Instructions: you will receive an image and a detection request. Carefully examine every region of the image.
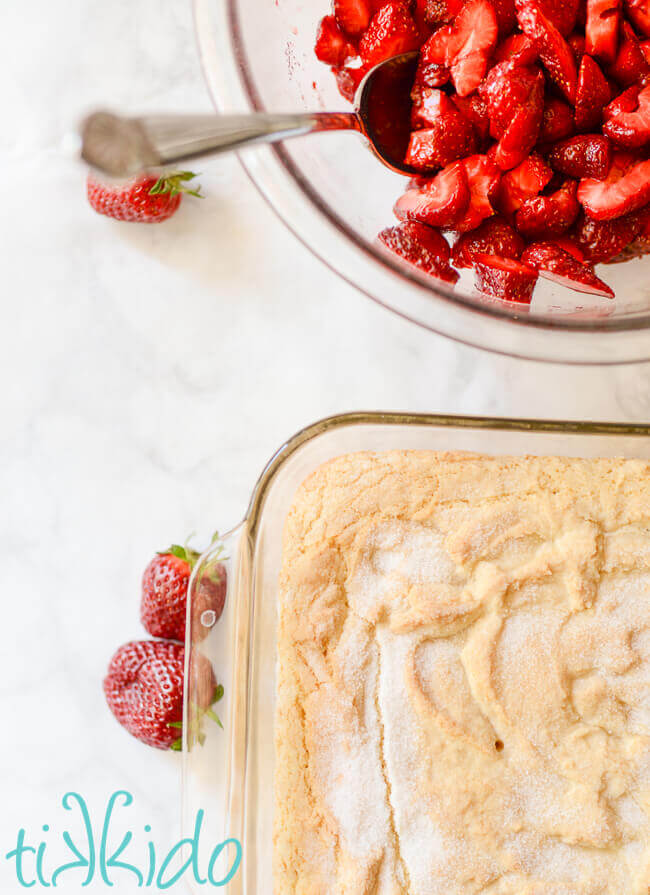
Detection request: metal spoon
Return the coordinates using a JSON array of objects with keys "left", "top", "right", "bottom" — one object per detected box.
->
[{"left": 79, "top": 52, "right": 419, "bottom": 179}]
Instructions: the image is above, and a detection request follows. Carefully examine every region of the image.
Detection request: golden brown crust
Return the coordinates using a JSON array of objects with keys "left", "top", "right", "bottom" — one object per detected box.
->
[{"left": 274, "top": 451, "right": 650, "bottom": 895}]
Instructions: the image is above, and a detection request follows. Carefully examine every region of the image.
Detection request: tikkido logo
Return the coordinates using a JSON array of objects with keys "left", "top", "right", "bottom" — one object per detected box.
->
[{"left": 5, "top": 791, "right": 242, "bottom": 889}]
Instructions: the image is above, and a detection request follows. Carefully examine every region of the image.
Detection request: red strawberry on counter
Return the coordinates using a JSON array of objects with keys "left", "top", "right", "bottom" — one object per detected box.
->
[
  {"left": 104, "top": 641, "right": 222, "bottom": 750},
  {"left": 141, "top": 538, "right": 227, "bottom": 643},
  {"left": 87, "top": 171, "right": 201, "bottom": 223}
]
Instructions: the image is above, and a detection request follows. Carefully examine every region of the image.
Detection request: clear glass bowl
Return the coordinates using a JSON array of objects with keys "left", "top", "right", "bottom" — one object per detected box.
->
[
  {"left": 182, "top": 412, "right": 650, "bottom": 894},
  {"left": 193, "top": 0, "right": 650, "bottom": 364}
]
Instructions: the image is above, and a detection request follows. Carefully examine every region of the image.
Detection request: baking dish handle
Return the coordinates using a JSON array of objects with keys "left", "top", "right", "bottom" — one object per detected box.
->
[{"left": 182, "top": 523, "right": 250, "bottom": 894}]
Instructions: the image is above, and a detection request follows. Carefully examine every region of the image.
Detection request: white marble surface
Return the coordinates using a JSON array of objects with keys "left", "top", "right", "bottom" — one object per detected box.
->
[{"left": 2, "top": 1, "right": 650, "bottom": 892}]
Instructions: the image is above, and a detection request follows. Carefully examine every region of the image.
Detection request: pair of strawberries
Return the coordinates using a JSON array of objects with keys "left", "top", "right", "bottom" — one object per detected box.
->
[
  {"left": 317, "top": 0, "right": 650, "bottom": 301},
  {"left": 103, "top": 542, "right": 226, "bottom": 750}
]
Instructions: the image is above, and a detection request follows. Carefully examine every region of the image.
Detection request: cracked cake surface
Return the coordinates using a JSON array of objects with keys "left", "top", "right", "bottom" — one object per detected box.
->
[{"left": 273, "top": 451, "right": 650, "bottom": 894}]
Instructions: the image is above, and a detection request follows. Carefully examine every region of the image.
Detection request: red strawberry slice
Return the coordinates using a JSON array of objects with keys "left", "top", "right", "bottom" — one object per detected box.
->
[
  {"left": 420, "top": 0, "right": 499, "bottom": 96},
  {"left": 490, "top": 0, "right": 518, "bottom": 35},
  {"left": 554, "top": 236, "right": 587, "bottom": 260},
  {"left": 480, "top": 61, "right": 544, "bottom": 140},
  {"left": 473, "top": 253, "right": 538, "bottom": 301},
  {"left": 452, "top": 92, "right": 491, "bottom": 140},
  {"left": 515, "top": 0, "right": 578, "bottom": 101},
  {"left": 609, "top": 22, "right": 650, "bottom": 86},
  {"left": 586, "top": 0, "right": 621, "bottom": 65},
  {"left": 603, "top": 84, "right": 650, "bottom": 147},
  {"left": 408, "top": 89, "right": 478, "bottom": 168},
  {"left": 539, "top": 96, "right": 576, "bottom": 142},
  {"left": 578, "top": 154, "right": 650, "bottom": 218},
  {"left": 315, "top": 16, "right": 358, "bottom": 66},
  {"left": 568, "top": 32, "right": 587, "bottom": 61},
  {"left": 515, "top": 178, "right": 580, "bottom": 236},
  {"left": 575, "top": 55, "right": 612, "bottom": 131},
  {"left": 521, "top": 241, "right": 615, "bottom": 295},
  {"left": 394, "top": 160, "right": 471, "bottom": 225},
  {"left": 497, "top": 153, "right": 554, "bottom": 215},
  {"left": 626, "top": 0, "right": 650, "bottom": 37},
  {"left": 452, "top": 215, "right": 525, "bottom": 265},
  {"left": 494, "top": 33, "right": 539, "bottom": 63},
  {"left": 335, "top": 0, "right": 372, "bottom": 35},
  {"left": 538, "top": 0, "right": 580, "bottom": 35},
  {"left": 453, "top": 154, "right": 502, "bottom": 231},
  {"left": 573, "top": 209, "right": 645, "bottom": 260},
  {"left": 378, "top": 220, "right": 459, "bottom": 282},
  {"left": 334, "top": 63, "right": 369, "bottom": 102},
  {"left": 420, "top": 0, "right": 465, "bottom": 24},
  {"left": 548, "top": 134, "right": 612, "bottom": 179},
  {"left": 359, "top": 2, "right": 421, "bottom": 67}
]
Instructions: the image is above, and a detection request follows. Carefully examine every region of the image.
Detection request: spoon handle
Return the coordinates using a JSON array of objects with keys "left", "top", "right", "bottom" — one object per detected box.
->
[{"left": 80, "top": 110, "right": 360, "bottom": 178}]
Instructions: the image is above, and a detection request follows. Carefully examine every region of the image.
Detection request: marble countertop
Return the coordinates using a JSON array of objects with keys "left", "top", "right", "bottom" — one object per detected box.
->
[{"left": 2, "top": 1, "right": 650, "bottom": 891}]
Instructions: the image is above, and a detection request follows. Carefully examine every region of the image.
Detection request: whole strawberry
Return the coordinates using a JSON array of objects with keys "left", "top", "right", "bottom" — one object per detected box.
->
[
  {"left": 141, "top": 540, "right": 227, "bottom": 643},
  {"left": 103, "top": 640, "right": 187, "bottom": 750},
  {"left": 87, "top": 170, "right": 201, "bottom": 223}
]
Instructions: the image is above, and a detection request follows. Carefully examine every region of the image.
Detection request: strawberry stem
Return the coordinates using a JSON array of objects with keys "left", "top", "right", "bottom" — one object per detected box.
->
[{"left": 149, "top": 171, "right": 203, "bottom": 199}]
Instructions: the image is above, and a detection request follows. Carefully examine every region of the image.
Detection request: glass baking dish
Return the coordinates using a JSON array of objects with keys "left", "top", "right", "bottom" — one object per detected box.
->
[{"left": 181, "top": 412, "right": 650, "bottom": 893}]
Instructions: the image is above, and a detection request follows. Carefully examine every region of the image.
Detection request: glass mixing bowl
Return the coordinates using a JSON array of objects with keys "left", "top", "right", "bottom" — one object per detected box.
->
[{"left": 192, "top": 0, "right": 650, "bottom": 363}]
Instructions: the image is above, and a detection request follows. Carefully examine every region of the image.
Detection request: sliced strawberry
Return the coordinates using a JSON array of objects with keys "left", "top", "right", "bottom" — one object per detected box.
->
[
  {"left": 453, "top": 154, "right": 502, "bottom": 231},
  {"left": 626, "top": 0, "right": 650, "bottom": 37},
  {"left": 473, "top": 253, "right": 538, "bottom": 301},
  {"left": 549, "top": 134, "right": 612, "bottom": 179},
  {"left": 315, "top": 16, "right": 357, "bottom": 66},
  {"left": 515, "top": 0, "right": 578, "bottom": 101},
  {"left": 494, "top": 33, "right": 539, "bottom": 64},
  {"left": 451, "top": 92, "right": 491, "bottom": 141},
  {"left": 568, "top": 32, "right": 586, "bottom": 61},
  {"left": 578, "top": 154, "right": 650, "bottom": 218},
  {"left": 490, "top": 0, "right": 518, "bottom": 35},
  {"left": 539, "top": 96, "right": 576, "bottom": 142},
  {"left": 643, "top": 40, "right": 650, "bottom": 63},
  {"left": 359, "top": 2, "right": 421, "bottom": 68},
  {"left": 585, "top": 0, "right": 621, "bottom": 65},
  {"left": 335, "top": 0, "right": 372, "bottom": 36},
  {"left": 407, "top": 90, "right": 477, "bottom": 167},
  {"left": 480, "top": 61, "right": 544, "bottom": 139},
  {"left": 420, "top": 0, "right": 465, "bottom": 24},
  {"left": 575, "top": 55, "right": 612, "bottom": 131},
  {"left": 521, "top": 241, "right": 615, "bottom": 295},
  {"left": 497, "top": 153, "right": 554, "bottom": 215},
  {"left": 538, "top": 0, "right": 580, "bottom": 35},
  {"left": 378, "top": 221, "right": 459, "bottom": 282},
  {"left": 420, "top": 0, "right": 499, "bottom": 96},
  {"left": 609, "top": 22, "right": 650, "bottom": 86},
  {"left": 573, "top": 209, "right": 645, "bottom": 260},
  {"left": 554, "top": 235, "right": 587, "bottom": 259},
  {"left": 603, "top": 83, "right": 650, "bottom": 147},
  {"left": 333, "top": 63, "right": 369, "bottom": 102},
  {"left": 394, "top": 160, "right": 471, "bottom": 225},
  {"left": 452, "top": 216, "right": 525, "bottom": 265},
  {"left": 515, "top": 178, "right": 580, "bottom": 236}
]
